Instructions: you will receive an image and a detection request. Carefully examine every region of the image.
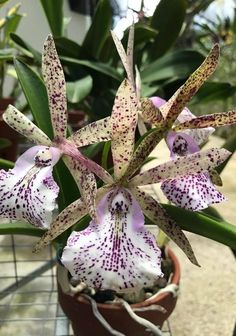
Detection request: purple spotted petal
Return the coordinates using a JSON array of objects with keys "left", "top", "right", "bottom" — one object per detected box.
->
[
  {"left": 174, "top": 107, "right": 214, "bottom": 145},
  {"left": 166, "top": 131, "right": 199, "bottom": 158},
  {"left": 111, "top": 79, "right": 138, "bottom": 180},
  {"left": 61, "top": 188, "right": 163, "bottom": 292},
  {"left": 161, "top": 172, "right": 226, "bottom": 211},
  {"left": 0, "top": 146, "right": 61, "bottom": 228},
  {"left": 69, "top": 117, "right": 111, "bottom": 147},
  {"left": 42, "top": 35, "right": 67, "bottom": 139},
  {"left": 3, "top": 105, "right": 51, "bottom": 146}
]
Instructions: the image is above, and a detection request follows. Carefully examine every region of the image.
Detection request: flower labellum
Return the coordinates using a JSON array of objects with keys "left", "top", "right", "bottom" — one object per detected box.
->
[
  {"left": 61, "top": 188, "right": 163, "bottom": 292},
  {"left": 161, "top": 131, "right": 226, "bottom": 211},
  {"left": 0, "top": 146, "right": 61, "bottom": 228}
]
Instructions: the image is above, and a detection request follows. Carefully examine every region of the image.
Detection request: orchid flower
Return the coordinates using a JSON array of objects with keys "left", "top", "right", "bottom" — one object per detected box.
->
[
  {"left": 33, "top": 78, "right": 230, "bottom": 295},
  {"left": 1, "top": 35, "right": 113, "bottom": 226},
  {"left": 150, "top": 97, "right": 227, "bottom": 211}
]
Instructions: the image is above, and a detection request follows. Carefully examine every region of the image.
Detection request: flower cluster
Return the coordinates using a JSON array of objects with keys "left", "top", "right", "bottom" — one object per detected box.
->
[{"left": 0, "top": 30, "right": 236, "bottom": 293}]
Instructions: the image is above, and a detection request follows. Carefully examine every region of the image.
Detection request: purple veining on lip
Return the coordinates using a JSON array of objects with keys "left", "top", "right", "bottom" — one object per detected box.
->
[
  {"left": 0, "top": 146, "right": 60, "bottom": 228},
  {"left": 61, "top": 188, "right": 163, "bottom": 292},
  {"left": 161, "top": 172, "right": 226, "bottom": 211}
]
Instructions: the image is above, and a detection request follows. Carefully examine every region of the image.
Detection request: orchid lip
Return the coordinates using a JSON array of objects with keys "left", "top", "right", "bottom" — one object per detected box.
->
[
  {"left": 0, "top": 146, "right": 60, "bottom": 229},
  {"left": 61, "top": 188, "right": 163, "bottom": 292}
]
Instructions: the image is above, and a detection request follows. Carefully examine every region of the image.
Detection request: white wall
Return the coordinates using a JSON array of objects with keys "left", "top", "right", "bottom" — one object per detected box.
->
[{"left": 6, "top": 0, "right": 91, "bottom": 50}]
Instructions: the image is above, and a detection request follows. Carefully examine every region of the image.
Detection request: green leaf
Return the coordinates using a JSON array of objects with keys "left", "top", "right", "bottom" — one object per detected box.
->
[
  {"left": 11, "top": 33, "right": 42, "bottom": 64},
  {"left": 141, "top": 49, "right": 205, "bottom": 83},
  {"left": 0, "top": 138, "right": 11, "bottom": 149},
  {"left": 190, "top": 82, "right": 236, "bottom": 104},
  {"left": 0, "top": 49, "right": 13, "bottom": 60},
  {"left": 14, "top": 58, "right": 53, "bottom": 138},
  {"left": 60, "top": 55, "right": 122, "bottom": 81},
  {"left": 149, "top": 0, "right": 187, "bottom": 59},
  {"left": 163, "top": 204, "right": 236, "bottom": 251},
  {"left": 0, "top": 0, "right": 9, "bottom": 6},
  {"left": 4, "top": 13, "right": 23, "bottom": 42},
  {"left": 81, "top": 0, "right": 112, "bottom": 59},
  {"left": 0, "top": 158, "right": 14, "bottom": 169},
  {"left": 0, "top": 221, "right": 44, "bottom": 237},
  {"left": 66, "top": 76, "right": 93, "bottom": 104},
  {"left": 54, "top": 36, "right": 81, "bottom": 58},
  {"left": 40, "top": 0, "right": 63, "bottom": 37}
]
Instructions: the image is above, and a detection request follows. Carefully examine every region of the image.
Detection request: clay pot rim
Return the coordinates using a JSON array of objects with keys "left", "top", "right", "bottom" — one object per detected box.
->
[{"left": 77, "top": 247, "right": 180, "bottom": 310}]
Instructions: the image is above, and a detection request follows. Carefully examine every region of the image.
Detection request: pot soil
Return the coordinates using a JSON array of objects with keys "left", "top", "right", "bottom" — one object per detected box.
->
[
  {"left": 0, "top": 98, "right": 19, "bottom": 161},
  {"left": 57, "top": 248, "right": 180, "bottom": 336}
]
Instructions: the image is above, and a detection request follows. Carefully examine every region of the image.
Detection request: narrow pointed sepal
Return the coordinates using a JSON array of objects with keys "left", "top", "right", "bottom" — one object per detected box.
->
[
  {"left": 61, "top": 188, "right": 163, "bottom": 292},
  {"left": 124, "top": 129, "right": 163, "bottom": 180},
  {"left": 0, "top": 146, "right": 61, "bottom": 229},
  {"left": 42, "top": 34, "right": 67, "bottom": 138},
  {"left": 69, "top": 117, "right": 111, "bottom": 147},
  {"left": 111, "top": 29, "right": 135, "bottom": 87},
  {"left": 33, "top": 198, "right": 87, "bottom": 252},
  {"left": 161, "top": 172, "right": 226, "bottom": 211},
  {"left": 129, "top": 148, "right": 231, "bottom": 186},
  {"left": 174, "top": 110, "right": 236, "bottom": 131},
  {"left": 63, "top": 156, "right": 98, "bottom": 219},
  {"left": 33, "top": 187, "right": 108, "bottom": 252},
  {"left": 3, "top": 105, "right": 51, "bottom": 146},
  {"left": 111, "top": 79, "right": 138, "bottom": 180},
  {"left": 163, "top": 44, "right": 220, "bottom": 126},
  {"left": 132, "top": 187, "right": 199, "bottom": 266}
]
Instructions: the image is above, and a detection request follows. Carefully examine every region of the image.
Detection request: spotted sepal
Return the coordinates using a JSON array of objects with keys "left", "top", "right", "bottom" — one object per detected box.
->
[
  {"left": 69, "top": 117, "right": 111, "bottom": 147},
  {"left": 42, "top": 34, "right": 67, "bottom": 139},
  {"left": 111, "top": 79, "right": 138, "bottom": 180},
  {"left": 3, "top": 105, "right": 51, "bottom": 146},
  {"left": 132, "top": 187, "right": 199, "bottom": 266},
  {"left": 129, "top": 148, "right": 231, "bottom": 187},
  {"left": 164, "top": 44, "right": 220, "bottom": 127}
]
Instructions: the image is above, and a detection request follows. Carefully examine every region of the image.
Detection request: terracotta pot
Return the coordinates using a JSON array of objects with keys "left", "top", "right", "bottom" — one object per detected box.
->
[
  {"left": 0, "top": 98, "right": 19, "bottom": 161},
  {"left": 57, "top": 248, "right": 180, "bottom": 336}
]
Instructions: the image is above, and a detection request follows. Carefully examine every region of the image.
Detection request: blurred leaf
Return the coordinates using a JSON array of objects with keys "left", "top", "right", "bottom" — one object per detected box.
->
[
  {"left": 66, "top": 76, "right": 92, "bottom": 103},
  {"left": 123, "top": 24, "right": 158, "bottom": 47},
  {"left": 14, "top": 58, "right": 53, "bottom": 137},
  {"left": 216, "top": 132, "right": 236, "bottom": 174},
  {"left": 163, "top": 204, "right": 236, "bottom": 251},
  {"left": 0, "top": 221, "right": 44, "bottom": 237},
  {"left": 60, "top": 55, "right": 122, "bottom": 81},
  {"left": 149, "top": 0, "right": 187, "bottom": 59},
  {"left": 11, "top": 33, "right": 41, "bottom": 64},
  {"left": 0, "top": 158, "right": 14, "bottom": 169},
  {"left": 191, "top": 82, "right": 236, "bottom": 104},
  {"left": 4, "top": 13, "right": 23, "bottom": 43},
  {"left": 54, "top": 37, "right": 81, "bottom": 58},
  {"left": 40, "top": 0, "right": 63, "bottom": 37},
  {"left": 81, "top": 0, "right": 112, "bottom": 59},
  {"left": 101, "top": 141, "right": 111, "bottom": 170},
  {"left": 0, "top": 49, "right": 13, "bottom": 60},
  {"left": 14, "top": 58, "right": 79, "bottom": 210},
  {"left": 0, "top": 0, "right": 9, "bottom": 6},
  {"left": 141, "top": 83, "right": 160, "bottom": 97},
  {"left": 0, "top": 138, "right": 11, "bottom": 149},
  {"left": 141, "top": 50, "right": 205, "bottom": 83}
]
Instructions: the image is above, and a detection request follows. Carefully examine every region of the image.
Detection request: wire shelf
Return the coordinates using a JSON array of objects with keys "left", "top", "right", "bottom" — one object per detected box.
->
[{"left": 0, "top": 235, "right": 173, "bottom": 336}]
